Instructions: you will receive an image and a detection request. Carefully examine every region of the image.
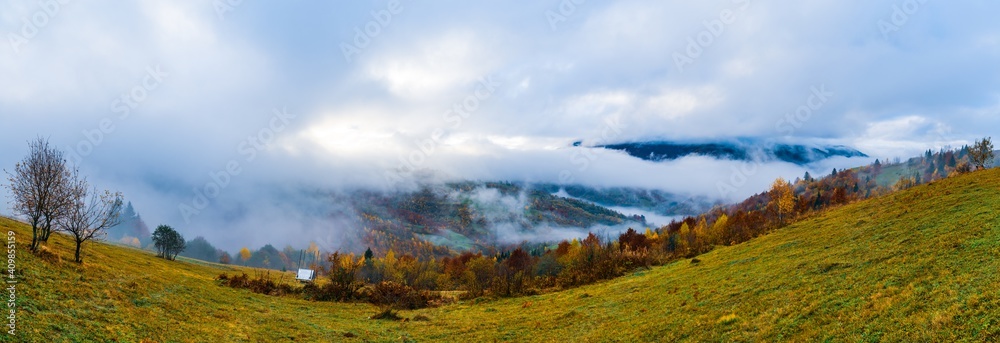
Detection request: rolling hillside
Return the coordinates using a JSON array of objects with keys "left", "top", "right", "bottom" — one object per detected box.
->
[
  {"left": 5, "top": 168, "right": 1000, "bottom": 342},
  {"left": 867, "top": 152, "right": 1000, "bottom": 187}
]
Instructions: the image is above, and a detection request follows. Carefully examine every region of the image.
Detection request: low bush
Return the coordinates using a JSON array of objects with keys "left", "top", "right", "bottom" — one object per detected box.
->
[
  {"left": 368, "top": 281, "right": 442, "bottom": 310},
  {"left": 302, "top": 281, "right": 360, "bottom": 302},
  {"left": 216, "top": 272, "right": 297, "bottom": 296},
  {"left": 36, "top": 245, "right": 62, "bottom": 264},
  {"left": 369, "top": 308, "right": 403, "bottom": 321}
]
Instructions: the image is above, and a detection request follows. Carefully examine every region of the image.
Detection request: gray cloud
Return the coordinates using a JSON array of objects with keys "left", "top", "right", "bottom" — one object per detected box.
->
[{"left": 2, "top": 0, "right": 999, "bottom": 250}]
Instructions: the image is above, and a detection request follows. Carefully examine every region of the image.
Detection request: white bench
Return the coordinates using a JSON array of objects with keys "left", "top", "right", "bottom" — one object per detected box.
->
[{"left": 295, "top": 268, "right": 315, "bottom": 282}]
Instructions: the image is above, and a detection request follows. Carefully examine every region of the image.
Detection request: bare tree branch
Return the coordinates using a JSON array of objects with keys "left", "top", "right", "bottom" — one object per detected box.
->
[
  {"left": 4, "top": 137, "right": 73, "bottom": 251},
  {"left": 58, "top": 172, "right": 123, "bottom": 263}
]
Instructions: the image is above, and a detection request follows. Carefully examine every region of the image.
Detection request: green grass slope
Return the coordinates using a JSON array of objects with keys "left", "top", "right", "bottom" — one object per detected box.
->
[
  {"left": 0, "top": 218, "right": 400, "bottom": 342},
  {"left": 6, "top": 169, "right": 1000, "bottom": 342},
  {"left": 408, "top": 169, "right": 1000, "bottom": 342}
]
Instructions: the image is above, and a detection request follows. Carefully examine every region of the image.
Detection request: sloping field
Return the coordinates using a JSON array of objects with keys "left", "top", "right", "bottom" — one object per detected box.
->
[{"left": 5, "top": 168, "right": 1000, "bottom": 342}]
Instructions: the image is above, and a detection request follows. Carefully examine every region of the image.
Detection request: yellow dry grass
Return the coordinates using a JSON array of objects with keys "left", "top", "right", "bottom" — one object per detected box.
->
[{"left": 4, "top": 168, "right": 1000, "bottom": 342}]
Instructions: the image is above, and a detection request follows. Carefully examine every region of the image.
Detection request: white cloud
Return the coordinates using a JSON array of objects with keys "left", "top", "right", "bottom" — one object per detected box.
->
[
  {"left": 643, "top": 86, "right": 725, "bottom": 120},
  {"left": 862, "top": 115, "right": 929, "bottom": 140},
  {"left": 364, "top": 30, "right": 498, "bottom": 100},
  {"left": 853, "top": 116, "right": 969, "bottom": 159}
]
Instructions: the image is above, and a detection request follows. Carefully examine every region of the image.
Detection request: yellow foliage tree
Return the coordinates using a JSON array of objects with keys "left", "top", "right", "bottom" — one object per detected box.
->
[
  {"left": 770, "top": 177, "right": 795, "bottom": 223},
  {"left": 693, "top": 217, "right": 709, "bottom": 253},
  {"left": 336, "top": 253, "right": 359, "bottom": 269},
  {"left": 384, "top": 249, "right": 397, "bottom": 267},
  {"left": 239, "top": 247, "right": 252, "bottom": 265},
  {"left": 711, "top": 214, "right": 729, "bottom": 245},
  {"left": 676, "top": 223, "right": 691, "bottom": 257},
  {"left": 307, "top": 241, "right": 320, "bottom": 264},
  {"left": 119, "top": 236, "right": 141, "bottom": 248},
  {"left": 645, "top": 228, "right": 659, "bottom": 240}
]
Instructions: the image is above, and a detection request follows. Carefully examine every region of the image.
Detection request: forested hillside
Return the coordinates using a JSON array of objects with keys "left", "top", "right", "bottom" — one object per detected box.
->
[{"left": 8, "top": 164, "right": 1000, "bottom": 342}]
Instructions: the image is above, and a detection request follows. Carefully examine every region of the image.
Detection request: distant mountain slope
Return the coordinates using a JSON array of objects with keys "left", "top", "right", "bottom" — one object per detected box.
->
[
  {"left": 347, "top": 182, "right": 647, "bottom": 254},
  {"left": 598, "top": 140, "right": 868, "bottom": 165},
  {"left": 346, "top": 182, "right": 721, "bottom": 255},
  {"left": 533, "top": 183, "right": 716, "bottom": 217}
]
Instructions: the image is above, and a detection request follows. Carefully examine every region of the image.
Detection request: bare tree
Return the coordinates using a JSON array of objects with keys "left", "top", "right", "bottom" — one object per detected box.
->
[
  {"left": 58, "top": 173, "right": 123, "bottom": 263},
  {"left": 4, "top": 137, "right": 73, "bottom": 251},
  {"left": 968, "top": 137, "right": 995, "bottom": 170},
  {"left": 39, "top": 167, "right": 76, "bottom": 245}
]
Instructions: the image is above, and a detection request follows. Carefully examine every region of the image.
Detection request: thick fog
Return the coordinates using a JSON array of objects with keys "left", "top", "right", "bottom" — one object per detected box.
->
[{"left": 2, "top": 1, "right": 999, "bottom": 251}]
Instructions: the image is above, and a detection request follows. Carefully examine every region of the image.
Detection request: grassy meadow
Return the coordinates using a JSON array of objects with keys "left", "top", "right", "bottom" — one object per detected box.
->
[{"left": 4, "top": 168, "right": 1000, "bottom": 342}]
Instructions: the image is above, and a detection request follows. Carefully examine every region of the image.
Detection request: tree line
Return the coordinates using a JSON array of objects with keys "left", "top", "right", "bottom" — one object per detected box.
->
[{"left": 219, "top": 138, "right": 996, "bottom": 312}]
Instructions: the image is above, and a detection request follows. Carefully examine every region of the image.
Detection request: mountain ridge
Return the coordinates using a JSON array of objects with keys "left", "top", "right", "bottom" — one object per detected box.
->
[{"left": 597, "top": 139, "right": 868, "bottom": 165}]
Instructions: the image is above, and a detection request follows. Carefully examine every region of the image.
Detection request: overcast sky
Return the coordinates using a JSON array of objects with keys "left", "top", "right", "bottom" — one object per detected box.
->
[{"left": 2, "top": 1, "right": 999, "bottom": 250}]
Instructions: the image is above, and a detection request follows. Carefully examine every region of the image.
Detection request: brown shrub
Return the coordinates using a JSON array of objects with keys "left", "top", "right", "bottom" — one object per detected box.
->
[
  {"left": 369, "top": 281, "right": 441, "bottom": 310},
  {"left": 36, "top": 245, "right": 62, "bottom": 264},
  {"left": 956, "top": 162, "right": 973, "bottom": 174},
  {"left": 216, "top": 272, "right": 297, "bottom": 296},
  {"left": 303, "top": 280, "right": 359, "bottom": 302},
  {"left": 370, "top": 308, "right": 403, "bottom": 321}
]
